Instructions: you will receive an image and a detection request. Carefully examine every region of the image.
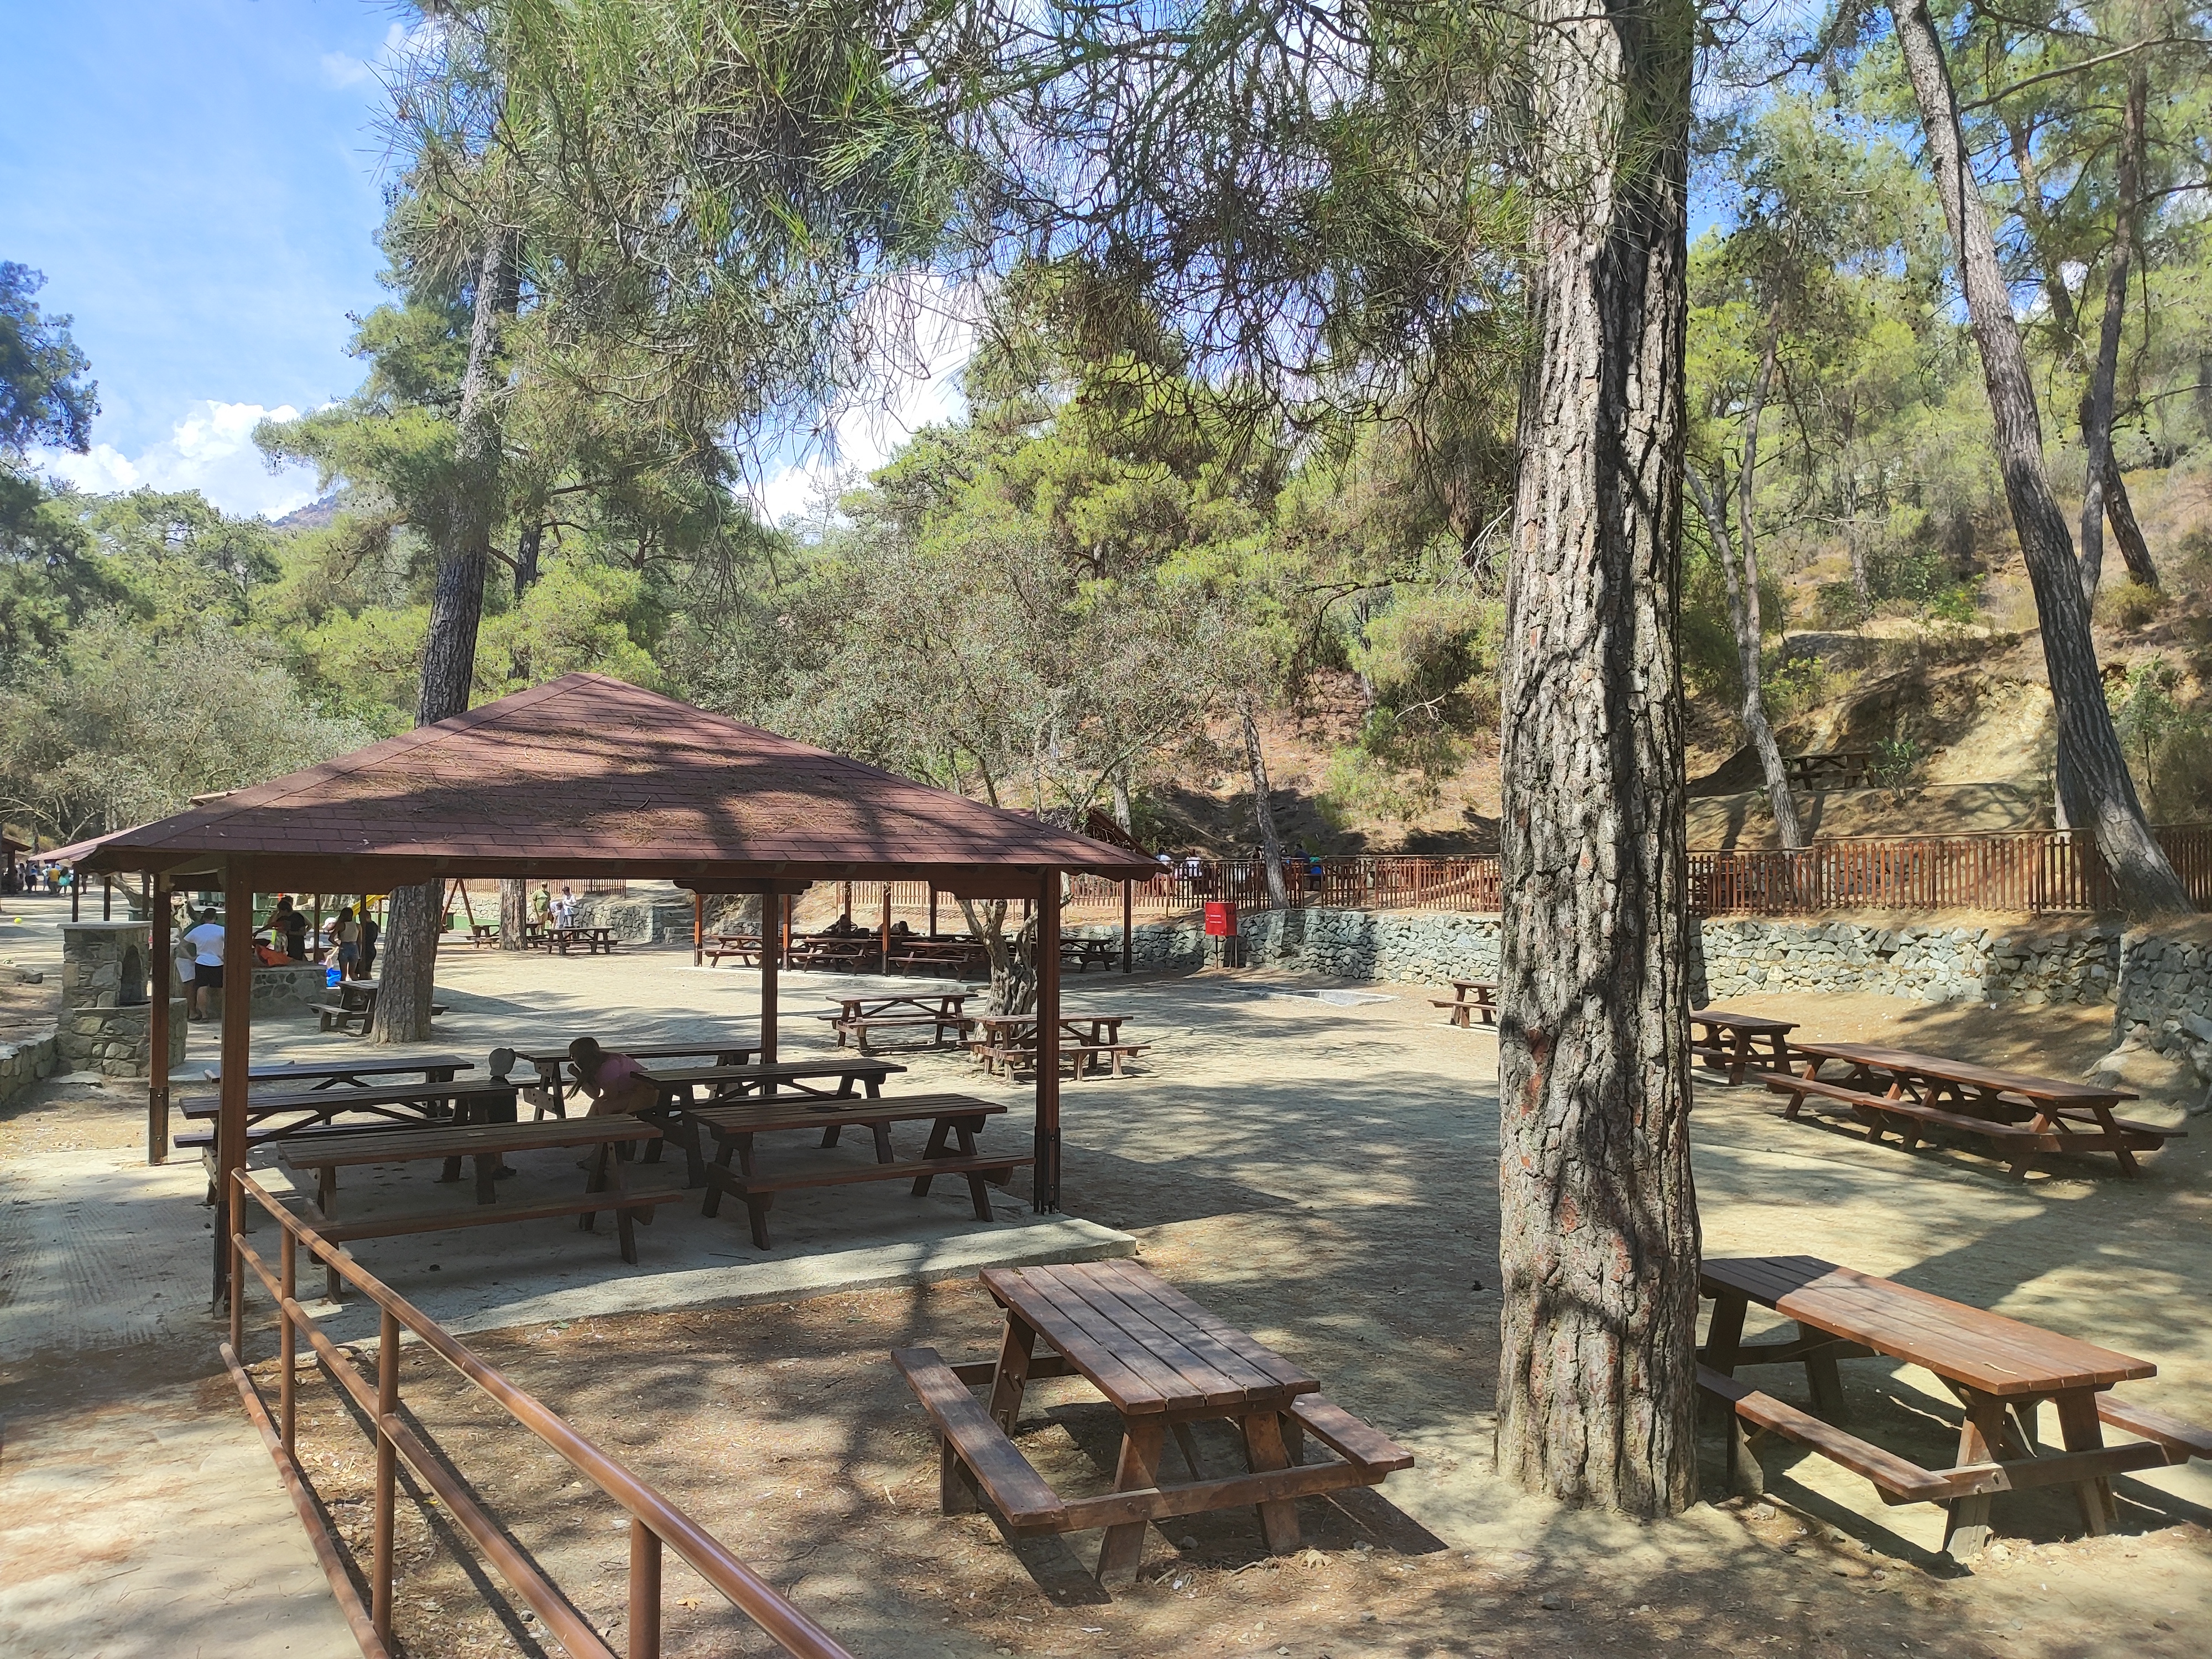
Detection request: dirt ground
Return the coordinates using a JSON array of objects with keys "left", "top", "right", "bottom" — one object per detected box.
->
[{"left": 6, "top": 948, "right": 2211, "bottom": 1659}]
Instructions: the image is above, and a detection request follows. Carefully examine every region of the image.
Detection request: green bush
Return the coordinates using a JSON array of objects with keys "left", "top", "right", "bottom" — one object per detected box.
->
[{"left": 2094, "top": 578, "right": 2167, "bottom": 633}]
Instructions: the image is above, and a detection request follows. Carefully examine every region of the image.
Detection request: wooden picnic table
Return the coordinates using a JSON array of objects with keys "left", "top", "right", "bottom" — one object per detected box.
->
[
  {"left": 1782, "top": 749, "right": 1874, "bottom": 789},
  {"left": 464, "top": 921, "right": 502, "bottom": 947},
  {"left": 895, "top": 1262, "right": 1413, "bottom": 1587},
  {"left": 1699, "top": 1254, "right": 2211, "bottom": 1559},
  {"left": 690, "top": 1092, "right": 1026, "bottom": 1248},
  {"left": 1776, "top": 1040, "right": 2181, "bottom": 1179},
  {"left": 180, "top": 1077, "right": 512, "bottom": 1144},
  {"left": 967, "top": 1012, "right": 1142, "bottom": 1078},
  {"left": 634, "top": 1057, "right": 907, "bottom": 1186},
  {"left": 1430, "top": 979, "right": 1497, "bottom": 1029},
  {"left": 539, "top": 925, "right": 618, "bottom": 956},
  {"left": 1059, "top": 937, "right": 1120, "bottom": 972},
  {"left": 1689, "top": 1009, "right": 1797, "bottom": 1084},
  {"left": 702, "top": 932, "right": 763, "bottom": 967},
  {"left": 815, "top": 992, "right": 972, "bottom": 1053},
  {"left": 279, "top": 1117, "right": 685, "bottom": 1294},
  {"left": 791, "top": 935, "right": 876, "bottom": 969},
  {"left": 510, "top": 1040, "right": 758, "bottom": 1119},
  {"left": 889, "top": 938, "right": 988, "bottom": 975}
]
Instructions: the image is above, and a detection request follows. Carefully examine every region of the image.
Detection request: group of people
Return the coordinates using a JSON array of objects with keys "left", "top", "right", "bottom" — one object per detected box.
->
[
  {"left": 529, "top": 884, "right": 582, "bottom": 932},
  {"left": 170, "top": 895, "right": 379, "bottom": 1021}
]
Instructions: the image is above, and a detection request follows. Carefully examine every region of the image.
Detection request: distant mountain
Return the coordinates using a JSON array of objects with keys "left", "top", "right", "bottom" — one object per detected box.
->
[{"left": 273, "top": 493, "right": 343, "bottom": 530}]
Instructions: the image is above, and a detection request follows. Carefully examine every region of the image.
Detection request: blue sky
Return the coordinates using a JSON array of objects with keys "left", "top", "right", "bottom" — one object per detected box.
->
[{"left": 4, "top": 2, "right": 403, "bottom": 516}]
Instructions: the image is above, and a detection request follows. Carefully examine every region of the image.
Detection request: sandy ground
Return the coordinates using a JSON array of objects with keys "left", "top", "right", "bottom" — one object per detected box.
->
[{"left": 3, "top": 939, "right": 2210, "bottom": 1658}]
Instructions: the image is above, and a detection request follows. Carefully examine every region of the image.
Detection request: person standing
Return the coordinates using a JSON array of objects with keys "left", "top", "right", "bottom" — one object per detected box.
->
[
  {"left": 332, "top": 905, "right": 361, "bottom": 978},
  {"left": 182, "top": 906, "right": 225, "bottom": 1022},
  {"left": 270, "top": 896, "right": 309, "bottom": 962},
  {"left": 554, "top": 885, "right": 578, "bottom": 930},
  {"left": 531, "top": 883, "right": 553, "bottom": 935},
  {"left": 358, "top": 905, "right": 380, "bottom": 979}
]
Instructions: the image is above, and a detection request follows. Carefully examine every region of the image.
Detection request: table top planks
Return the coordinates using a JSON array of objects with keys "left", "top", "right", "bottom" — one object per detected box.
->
[
  {"left": 1705, "top": 1255, "right": 2154, "bottom": 1396},
  {"left": 200, "top": 1055, "right": 475, "bottom": 1086},
  {"left": 983, "top": 1261, "right": 1317, "bottom": 1417},
  {"left": 1790, "top": 1041, "right": 2136, "bottom": 1106},
  {"left": 279, "top": 1115, "right": 660, "bottom": 1168},
  {"left": 1691, "top": 1010, "right": 1798, "bottom": 1034},
  {"left": 637, "top": 1057, "right": 906, "bottom": 1089}
]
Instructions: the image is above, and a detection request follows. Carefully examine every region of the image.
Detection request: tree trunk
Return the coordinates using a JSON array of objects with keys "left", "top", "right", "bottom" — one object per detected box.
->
[
  {"left": 1239, "top": 697, "right": 1290, "bottom": 908},
  {"left": 2078, "top": 61, "right": 2147, "bottom": 601},
  {"left": 375, "top": 228, "right": 517, "bottom": 1044},
  {"left": 1887, "top": 0, "right": 2190, "bottom": 918},
  {"left": 1495, "top": 0, "right": 1700, "bottom": 1518},
  {"left": 960, "top": 897, "right": 1037, "bottom": 1015},
  {"left": 1688, "top": 466, "right": 1803, "bottom": 848},
  {"left": 514, "top": 519, "right": 544, "bottom": 601},
  {"left": 2007, "top": 115, "right": 2158, "bottom": 594},
  {"left": 498, "top": 877, "right": 529, "bottom": 950},
  {"left": 1110, "top": 769, "right": 1134, "bottom": 836}
]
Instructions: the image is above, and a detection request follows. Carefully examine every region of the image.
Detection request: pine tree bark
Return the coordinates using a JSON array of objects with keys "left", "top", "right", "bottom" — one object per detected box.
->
[
  {"left": 1495, "top": 0, "right": 1700, "bottom": 1517},
  {"left": 1688, "top": 466, "right": 1803, "bottom": 848},
  {"left": 375, "top": 229, "right": 517, "bottom": 1044},
  {"left": 2078, "top": 62, "right": 2147, "bottom": 600},
  {"left": 1887, "top": 0, "right": 2190, "bottom": 918},
  {"left": 498, "top": 877, "right": 529, "bottom": 950},
  {"left": 1240, "top": 696, "right": 1290, "bottom": 908}
]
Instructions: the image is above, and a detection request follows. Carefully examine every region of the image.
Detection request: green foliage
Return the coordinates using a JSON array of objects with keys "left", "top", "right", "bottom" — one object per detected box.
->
[
  {"left": 2095, "top": 579, "right": 2167, "bottom": 633},
  {"left": 1869, "top": 736, "right": 1924, "bottom": 806},
  {"left": 0, "top": 611, "right": 373, "bottom": 842},
  {"left": 474, "top": 561, "right": 659, "bottom": 697},
  {"left": 0, "top": 263, "right": 97, "bottom": 455},
  {"left": 2107, "top": 654, "right": 2206, "bottom": 816}
]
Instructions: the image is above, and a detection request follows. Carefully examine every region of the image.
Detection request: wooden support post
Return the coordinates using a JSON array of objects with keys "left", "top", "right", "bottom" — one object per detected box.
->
[
  {"left": 372, "top": 1307, "right": 400, "bottom": 1644},
  {"left": 628, "top": 1519, "right": 662, "bottom": 1659},
  {"left": 759, "top": 905, "right": 780, "bottom": 1082},
  {"left": 880, "top": 883, "right": 892, "bottom": 973},
  {"left": 1035, "top": 868, "right": 1061, "bottom": 1213},
  {"left": 692, "top": 890, "right": 703, "bottom": 967},
  {"left": 839, "top": 880, "right": 852, "bottom": 927},
  {"left": 1121, "top": 878, "right": 1133, "bottom": 973},
  {"left": 213, "top": 860, "right": 254, "bottom": 1307},
  {"left": 781, "top": 893, "right": 793, "bottom": 969},
  {"left": 149, "top": 874, "right": 171, "bottom": 1164},
  {"left": 71, "top": 874, "right": 79, "bottom": 921},
  {"left": 927, "top": 886, "right": 938, "bottom": 939},
  {"left": 103, "top": 876, "right": 112, "bottom": 919}
]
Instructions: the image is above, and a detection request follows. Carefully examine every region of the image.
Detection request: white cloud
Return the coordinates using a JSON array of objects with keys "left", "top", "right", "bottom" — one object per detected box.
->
[
  {"left": 40, "top": 400, "right": 323, "bottom": 520},
  {"left": 320, "top": 22, "right": 414, "bottom": 90},
  {"left": 750, "top": 281, "right": 978, "bottom": 527}
]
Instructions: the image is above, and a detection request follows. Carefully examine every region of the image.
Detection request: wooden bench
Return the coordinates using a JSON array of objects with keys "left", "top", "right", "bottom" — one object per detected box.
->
[
  {"left": 1768, "top": 1074, "right": 2066, "bottom": 1179},
  {"left": 1689, "top": 1010, "right": 1798, "bottom": 1084},
  {"left": 980, "top": 1041, "right": 1147, "bottom": 1079},
  {"left": 1699, "top": 1364, "right": 1953, "bottom": 1503},
  {"left": 814, "top": 1010, "right": 971, "bottom": 1053},
  {"left": 688, "top": 1093, "right": 1026, "bottom": 1249}
]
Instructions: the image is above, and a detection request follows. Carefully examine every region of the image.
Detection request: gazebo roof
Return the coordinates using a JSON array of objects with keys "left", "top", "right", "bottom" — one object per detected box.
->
[{"left": 79, "top": 673, "right": 1157, "bottom": 895}]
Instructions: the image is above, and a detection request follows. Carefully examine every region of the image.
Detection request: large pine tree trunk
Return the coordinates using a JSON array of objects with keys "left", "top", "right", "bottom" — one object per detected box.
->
[
  {"left": 375, "top": 229, "right": 515, "bottom": 1044},
  {"left": 2077, "top": 61, "right": 2147, "bottom": 601},
  {"left": 1887, "top": 0, "right": 2190, "bottom": 918},
  {"left": 498, "top": 877, "right": 529, "bottom": 950},
  {"left": 1495, "top": 0, "right": 1701, "bottom": 1517}
]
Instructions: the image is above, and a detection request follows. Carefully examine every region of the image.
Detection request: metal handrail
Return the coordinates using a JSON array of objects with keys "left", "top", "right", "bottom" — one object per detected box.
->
[{"left": 225, "top": 1168, "right": 858, "bottom": 1659}]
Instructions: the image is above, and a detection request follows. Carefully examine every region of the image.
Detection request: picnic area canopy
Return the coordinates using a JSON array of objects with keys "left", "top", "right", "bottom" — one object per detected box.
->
[{"left": 76, "top": 673, "right": 1160, "bottom": 892}]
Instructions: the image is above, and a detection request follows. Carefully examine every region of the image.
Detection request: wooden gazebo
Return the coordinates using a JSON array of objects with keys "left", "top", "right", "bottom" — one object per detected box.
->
[{"left": 77, "top": 673, "right": 1157, "bottom": 1293}]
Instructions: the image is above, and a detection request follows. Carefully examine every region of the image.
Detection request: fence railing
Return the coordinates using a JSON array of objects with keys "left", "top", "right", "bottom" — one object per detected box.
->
[
  {"left": 224, "top": 1171, "right": 857, "bottom": 1659},
  {"left": 1052, "top": 827, "right": 2212, "bottom": 920}
]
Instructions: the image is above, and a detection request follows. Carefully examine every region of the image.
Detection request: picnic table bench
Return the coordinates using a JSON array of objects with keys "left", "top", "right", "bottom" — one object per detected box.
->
[
  {"left": 634, "top": 1056, "right": 907, "bottom": 1186},
  {"left": 462, "top": 921, "right": 501, "bottom": 947},
  {"left": 970, "top": 1013, "right": 1144, "bottom": 1079},
  {"left": 280, "top": 1118, "right": 685, "bottom": 1295},
  {"left": 791, "top": 935, "right": 876, "bottom": 970},
  {"left": 896, "top": 1261, "right": 1412, "bottom": 1586},
  {"left": 1700, "top": 1254, "right": 2212, "bottom": 1559},
  {"left": 1771, "top": 1041, "right": 2182, "bottom": 1179},
  {"left": 690, "top": 1092, "right": 1026, "bottom": 1248},
  {"left": 701, "top": 932, "right": 763, "bottom": 967},
  {"left": 510, "top": 1039, "right": 758, "bottom": 1119},
  {"left": 539, "top": 925, "right": 619, "bottom": 956},
  {"left": 889, "top": 938, "right": 988, "bottom": 975},
  {"left": 814, "top": 992, "right": 971, "bottom": 1053},
  {"left": 307, "top": 977, "right": 447, "bottom": 1033},
  {"left": 1782, "top": 749, "right": 1875, "bottom": 790},
  {"left": 1689, "top": 1009, "right": 1797, "bottom": 1084},
  {"left": 1430, "top": 979, "right": 1497, "bottom": 1029},
  {"left": 178, "top": 1075, "right": 517, "bottom": 1201}
]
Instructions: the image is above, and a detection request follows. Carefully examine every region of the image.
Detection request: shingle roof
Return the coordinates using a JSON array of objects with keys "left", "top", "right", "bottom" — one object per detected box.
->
[{"left": 79, "top": 674, "right": 1159, "bottom": 891}]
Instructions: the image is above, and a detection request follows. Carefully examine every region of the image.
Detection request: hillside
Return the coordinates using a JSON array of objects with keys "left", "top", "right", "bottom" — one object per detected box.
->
[{"left": 1145, "top": 460, "right": 2212, "bottom": 858}]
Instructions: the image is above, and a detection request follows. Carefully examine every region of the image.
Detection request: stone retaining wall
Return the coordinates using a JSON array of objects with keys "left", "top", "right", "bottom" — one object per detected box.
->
[
  {"left": 1074, "top": 908, "right": 2212, "bottom": 1035},
  {"left": 0, "top": 1031, "right": 57, "bottom": 1103}
]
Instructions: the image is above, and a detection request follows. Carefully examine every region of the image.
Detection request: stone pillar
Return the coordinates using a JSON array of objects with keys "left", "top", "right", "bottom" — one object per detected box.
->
[{"left": 59, "top": 920, "right": 188, "bottom": 1078}]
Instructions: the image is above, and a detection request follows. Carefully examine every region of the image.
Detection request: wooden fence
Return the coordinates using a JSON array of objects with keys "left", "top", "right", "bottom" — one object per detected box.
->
[{"left": 1053, "top": 827, "right": 2212, "bottom": 920}]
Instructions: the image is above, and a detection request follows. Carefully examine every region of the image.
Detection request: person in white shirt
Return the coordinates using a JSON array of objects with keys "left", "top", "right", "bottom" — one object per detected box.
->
[{"left": 181, "top": 907, "right": 225, "bottom": 1021}]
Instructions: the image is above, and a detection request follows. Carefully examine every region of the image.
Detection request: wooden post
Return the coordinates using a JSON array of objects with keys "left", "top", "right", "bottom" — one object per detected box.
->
[
  {"left": 879, "top": 884, "right": 893, "bottom": 973},
  {"left": 927, "top": 886, "right": 938, "bottom": 939},
  {"left": 1035, "top": 869, "right": 1061, "bottom": 1213},
  {"left": 840, "top": 880, "right": 852, "bottom": 927},
  {"left": 149, "top": 874, "right": 171, "bottom": 1165},
  {"left": 102, "top": 876, "right": 112, "bottom": 919},
  {"left": 759, "top": 898, "right": 780, "bottom": 1085},
  {"left": 781, "top": 893, "right": 793, "bottom": 969},
  {"left": 214, "top": 860, "right": 253, "bottom": 1307},
  {"left": 71, "top": 873, "right": 79, "bottom": 921},
  {"left": 628, "top": 1519, "right": 663, "bottom": 1659},
  {"left": 1121, "top": 878, "right": 1133, "bottom": 974},
  {"left": 692, "top": 890, "right": 704, "bottom": 967},
  {"left": 372, "top": 1307, "right": 400, "bottom": 1645}
]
